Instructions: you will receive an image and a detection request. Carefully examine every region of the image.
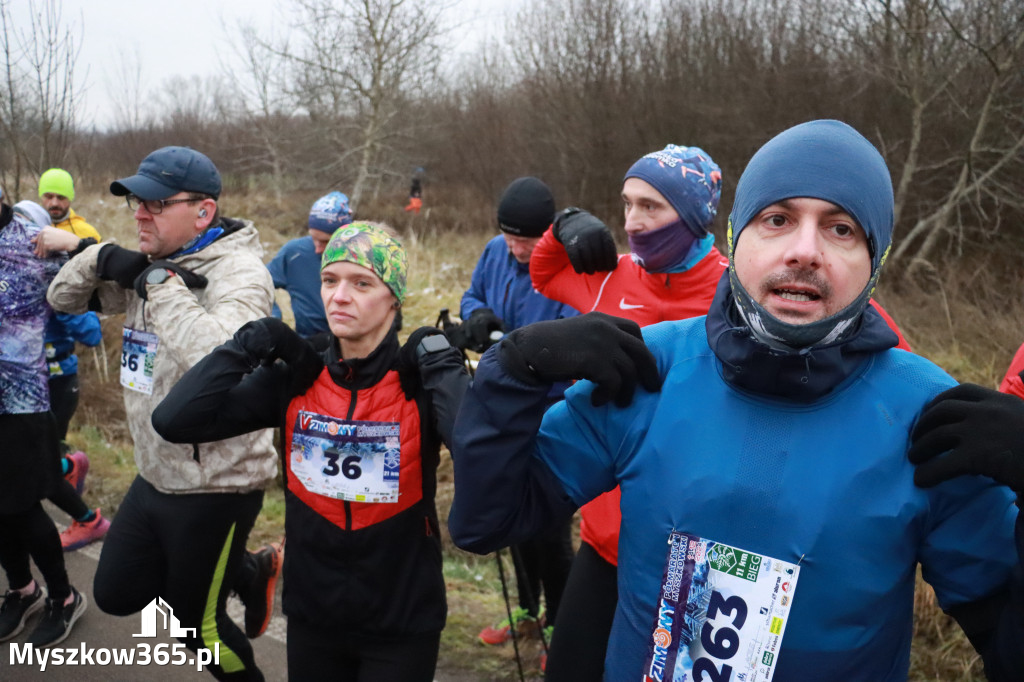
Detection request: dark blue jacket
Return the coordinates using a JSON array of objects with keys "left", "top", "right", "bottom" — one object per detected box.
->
[
  {"left": 460, "top": 235, "right": 577, "bottom": 330},
  {"left": 267, "top": 236, "right": 330, "bottom": 337}
]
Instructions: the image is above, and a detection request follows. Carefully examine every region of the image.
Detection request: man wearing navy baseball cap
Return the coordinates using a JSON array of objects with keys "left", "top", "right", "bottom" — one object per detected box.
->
[{"left": 48, "top": 146, "right": 281, "bottom": 680}]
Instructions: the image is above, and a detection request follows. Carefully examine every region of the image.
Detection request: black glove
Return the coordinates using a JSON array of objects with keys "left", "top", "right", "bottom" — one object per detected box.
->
[
  {"left": 95, "top": 243, "right": 150, "bottom": 289},
  {"left": 909, "top": 383, "right": 1024, "bottom": 494},
  {"left": 553, "top": 208, "right": 618, "bottom": 275},
  {"left": 464, "top": 308, "right": 504, "bottom": 352},
  {"left": 234, "top": 318, "right": 324, "bottom": 394},
  {"left": 499, "top": 312, "right": 661, "bottom": 407},
  {"left": 398, "top": 327, "right": 453, "bottom": 400},
  {"left": 399, "top": 327, "right": 449, "bottom": 370},
  {"left": 133, "top": 260, "right": 209, "bottom": 300},
  {"left": 442, "top": 322, "right": 471, "bottom": 351}
]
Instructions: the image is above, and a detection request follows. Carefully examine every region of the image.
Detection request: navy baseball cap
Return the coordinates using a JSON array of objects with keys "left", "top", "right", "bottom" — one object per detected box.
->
[{"left": 110, "top": 146, "right": 222, "bottom": 200}]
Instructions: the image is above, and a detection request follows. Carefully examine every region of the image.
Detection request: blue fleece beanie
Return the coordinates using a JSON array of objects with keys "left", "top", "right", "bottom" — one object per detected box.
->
[
  {"left": 729, "top": 120, "right": 893, "bottom": 272},
  {"left": 308, "top": 191, "right": 353, "bottom": 234},
  {"left": 726, "top": 120, "right": 895, "bottom": 349},
  {"left": 623, "top": 145, "right": 722, "bottom": 238}
]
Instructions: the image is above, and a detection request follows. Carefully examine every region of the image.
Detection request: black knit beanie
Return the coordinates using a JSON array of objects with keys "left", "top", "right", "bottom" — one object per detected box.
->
[{"left": 496, "top": 177, "right": 555, "bottom": 238}]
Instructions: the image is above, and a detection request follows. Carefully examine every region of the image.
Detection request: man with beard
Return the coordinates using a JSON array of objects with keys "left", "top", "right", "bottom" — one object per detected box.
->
[{"left": 38, "top": 168, "right": 100, "bottom": 243}]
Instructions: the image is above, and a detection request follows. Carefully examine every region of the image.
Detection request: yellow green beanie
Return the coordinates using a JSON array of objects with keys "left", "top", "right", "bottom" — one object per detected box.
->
[{"left": 39, "top": 168, "right": 75, "bottom": 201}]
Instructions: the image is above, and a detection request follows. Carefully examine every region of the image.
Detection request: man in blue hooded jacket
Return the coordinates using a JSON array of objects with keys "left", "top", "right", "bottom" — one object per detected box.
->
[{"left": 448, "top": 120, "right": 1023, "bottom": 680}]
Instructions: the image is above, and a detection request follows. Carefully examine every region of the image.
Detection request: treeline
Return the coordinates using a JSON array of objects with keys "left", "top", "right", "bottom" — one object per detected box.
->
[{"left": 2, "top": 0, "right": 1022, "bottom": 275}]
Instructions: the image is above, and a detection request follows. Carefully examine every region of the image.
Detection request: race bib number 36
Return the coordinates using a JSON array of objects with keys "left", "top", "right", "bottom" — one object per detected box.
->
[
  {"left": 642, "top": 531, "right": 800, "bottom": 682},
  {"left": 290, "top": 411, "right": 400, "bottom": 503},
  {"left": 120, "top": 327, "right": 159, "bottom": 395}
]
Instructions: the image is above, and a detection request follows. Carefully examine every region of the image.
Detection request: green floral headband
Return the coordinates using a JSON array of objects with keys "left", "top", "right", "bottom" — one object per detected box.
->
[{"left": 320, "top": 222, "right": 408, "bottom": 303}]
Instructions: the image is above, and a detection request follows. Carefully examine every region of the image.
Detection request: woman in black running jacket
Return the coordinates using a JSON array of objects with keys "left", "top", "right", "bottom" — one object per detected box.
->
[{"left": 153, "top": 221, "right": 469, "bottom": 682}]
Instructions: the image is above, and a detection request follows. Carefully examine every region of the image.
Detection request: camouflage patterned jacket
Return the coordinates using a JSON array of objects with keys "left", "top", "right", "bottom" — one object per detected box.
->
[{"left": 47, "top": 219, "right": 277, "bottom": 494}]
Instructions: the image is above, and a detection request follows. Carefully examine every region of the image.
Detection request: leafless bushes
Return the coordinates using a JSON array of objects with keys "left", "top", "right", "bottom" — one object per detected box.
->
[
  {"left": 2, "top": 0, "right": 1021, "bottom": 281},
  {"left": 0, "top": 0, "right": 80, "bottom": 197}
]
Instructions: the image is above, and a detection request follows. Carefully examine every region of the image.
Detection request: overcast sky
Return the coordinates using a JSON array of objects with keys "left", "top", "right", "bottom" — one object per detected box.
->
[{"left": 8, "top": 0, "right": 519, "bottom": 129}]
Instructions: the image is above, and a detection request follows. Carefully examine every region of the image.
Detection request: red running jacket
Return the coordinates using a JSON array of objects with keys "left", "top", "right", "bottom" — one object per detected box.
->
[{"left": 1000, "top": 341, "right": 1024, "bottom": 399}]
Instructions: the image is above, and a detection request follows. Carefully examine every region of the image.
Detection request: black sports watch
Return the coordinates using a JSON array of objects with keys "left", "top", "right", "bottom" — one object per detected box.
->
[
  {"left": 145, "top": 268, "right": 174, "bottom": 286},
  {"left": 416, "top": 333, "right": 451, "bottom": 360}
]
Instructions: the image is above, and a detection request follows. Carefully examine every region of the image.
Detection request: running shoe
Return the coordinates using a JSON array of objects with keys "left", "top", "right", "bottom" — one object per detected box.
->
[
  {"left": 0, "top": 584, "right": 46, "bottom": 642},
  {"left": 27, "top": 587, "right": 86, "bottom": 648},
  {"left": 243, "top": 542, "right": 283, "bottom": 638},
  {"left": 64, "top": 451, "right": 89, "bottom": 496},
  {"left": 60, "top": 509, "right": 111, "bottom": 551},
  {"left": 478, "top": 606, "right": 537, "bottom": 645}
]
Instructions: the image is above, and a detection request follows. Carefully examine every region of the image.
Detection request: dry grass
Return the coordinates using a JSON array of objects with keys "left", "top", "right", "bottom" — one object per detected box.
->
[{"left": 63, "top": 190, "right": 1022, "bottom": 681}]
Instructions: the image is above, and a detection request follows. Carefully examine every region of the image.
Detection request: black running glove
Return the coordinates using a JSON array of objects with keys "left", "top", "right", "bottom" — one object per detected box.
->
[
  {"left": 441, "top": 322, "right": 470, "bottom": 351},
  {"left": 234, "top": 318, "right": 324, "bottom": 395},
  {"left": 95, "top": 243, "right": 150, "bottom": 289},
  {"left": 909, "top": 383, "right": 1024, "bottom": 495},
  {"left": 464, "top": 308, "right": 504, "bottom": 352},
  {"left": 553, "top": 208, "right": 618, "bottom": 275},
  {"left": 133, "top": 261, "right": 209, "bottom": 300},
  {"left": 398, "top": 327, "right": 450, "bottom": 370},
  {"left": 499, "top": 312, "right": 661, "bottom": 407}
]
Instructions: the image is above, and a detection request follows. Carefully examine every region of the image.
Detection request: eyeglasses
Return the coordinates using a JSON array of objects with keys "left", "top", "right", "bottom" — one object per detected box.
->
[{"left": 125, "top": 194, "right": 200, "bottom": 214}]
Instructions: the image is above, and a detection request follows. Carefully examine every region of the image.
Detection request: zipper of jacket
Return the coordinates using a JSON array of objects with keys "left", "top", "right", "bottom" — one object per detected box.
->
[{"left": 343, "top": 387, "right": 358, "bottom": 531}]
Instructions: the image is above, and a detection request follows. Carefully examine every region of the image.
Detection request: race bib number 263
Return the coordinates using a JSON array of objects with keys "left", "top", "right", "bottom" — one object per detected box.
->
[{"left": 642, "top": 531, "right": 800, "bottom": 682}]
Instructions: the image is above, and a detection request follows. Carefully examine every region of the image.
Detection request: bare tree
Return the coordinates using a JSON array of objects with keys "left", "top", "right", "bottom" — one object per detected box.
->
[
  {"left": 254, "top": 0, "right": 450, "bottom": 210},
  {"left": 105, "top": 45, "right": 150, "bottom": 133},
  {"left": 500, "top": 0, "right": 653, "bottom": 213},
  {"left": 0, "top": 0, "right": 81, "bottom": 197},
  {"left": 221, "top": 22, "right": 305, "bottom": 206},
  {"left": 844, "top": 0, "right": 1024, "bottom": 271}
]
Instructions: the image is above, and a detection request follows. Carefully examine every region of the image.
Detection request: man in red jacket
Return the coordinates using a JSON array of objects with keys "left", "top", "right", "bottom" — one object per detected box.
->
[{"left": 530, "top": 144, "right": 727, "bottom": 680}]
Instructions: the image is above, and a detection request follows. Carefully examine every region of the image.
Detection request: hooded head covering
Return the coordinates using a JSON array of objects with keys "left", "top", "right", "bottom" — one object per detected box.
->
[
  {"left": 320, "top": 221, "right": 408, "bottom": 303},
  {"left": 13, "top": 200, "right": 52, "bottom": 227},
  {"left": 727, "top": 119, "right": 894, "bottom": 348}
]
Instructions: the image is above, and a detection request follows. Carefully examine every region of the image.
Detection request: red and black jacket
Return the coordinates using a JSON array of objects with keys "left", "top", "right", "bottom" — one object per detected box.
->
[{"left": 152, "top": 319, "right": 469, "bottom": 636}]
